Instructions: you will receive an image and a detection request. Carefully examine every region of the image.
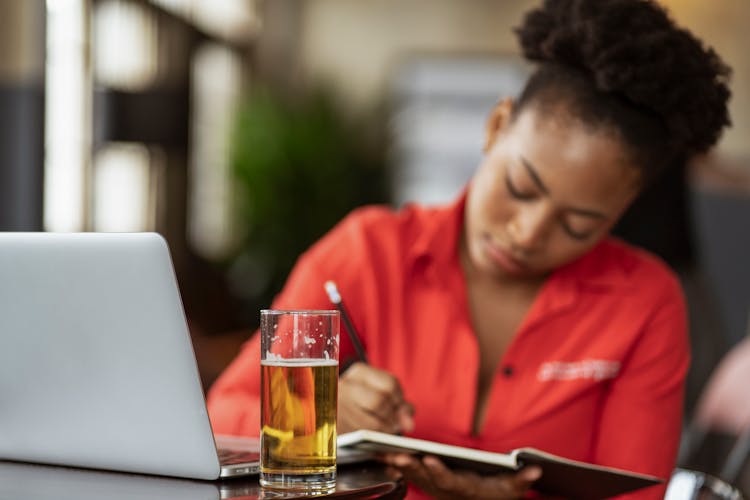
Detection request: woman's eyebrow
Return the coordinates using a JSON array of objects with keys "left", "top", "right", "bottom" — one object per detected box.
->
[
  {"left": 519, "top": 155, "right": 607, "bottom": 220},
  {"left": 520, "top": 156, "right": 548, "bottom": 195}
]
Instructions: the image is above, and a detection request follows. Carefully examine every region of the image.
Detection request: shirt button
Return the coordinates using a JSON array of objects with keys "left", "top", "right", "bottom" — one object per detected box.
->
[{"left": 502, "top": 365, "right": 514, "bottom": 377}]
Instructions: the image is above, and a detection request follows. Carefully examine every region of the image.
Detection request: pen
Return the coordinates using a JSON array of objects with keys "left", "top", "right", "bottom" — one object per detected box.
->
[{"left": 324, "top": 280, "right": 369, "bottom": 364}]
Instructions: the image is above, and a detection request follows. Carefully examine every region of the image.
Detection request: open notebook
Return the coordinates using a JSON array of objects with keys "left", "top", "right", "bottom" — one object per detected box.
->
[{"left": 338, "top": 430, "right": 662, "bottom": 500}]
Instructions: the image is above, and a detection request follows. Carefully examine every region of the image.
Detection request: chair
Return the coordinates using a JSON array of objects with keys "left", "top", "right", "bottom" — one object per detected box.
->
[
  {"left": 665, "top": 469, "right": 744, "bottom": 500},
  {"left": 679, "top": 315, "right": 750, "bottom": 493}
]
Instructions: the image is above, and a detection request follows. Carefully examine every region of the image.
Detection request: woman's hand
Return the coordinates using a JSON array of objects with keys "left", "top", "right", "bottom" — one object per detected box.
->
[
  {"left": 338, "top": 362, "right": 414, "bottom": 435},
  {"left": 382, "top": 453, "right": 542, "bottom": 500}
]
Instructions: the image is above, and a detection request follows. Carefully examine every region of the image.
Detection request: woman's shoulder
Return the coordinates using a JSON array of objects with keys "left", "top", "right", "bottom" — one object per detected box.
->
[
  {"left": 340, "top": 201, "right": 446, "bottom": 228},
  {"left": 318, "top": 201, "right": 450, "bottom": 248},
  {"left": 300, "top": 201, "right": 451, "bottom": 269},
  {"left": 598, "top": 237, "right": 677, "bottom": 273},
  {"left": 590, "top": 238, "right": 683, "bottom": 298}
]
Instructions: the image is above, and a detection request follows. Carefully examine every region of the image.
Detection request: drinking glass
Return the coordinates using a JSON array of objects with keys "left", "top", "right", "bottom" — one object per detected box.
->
[{"left": 259, "top": 310, "right": 339, "bottom": 494}]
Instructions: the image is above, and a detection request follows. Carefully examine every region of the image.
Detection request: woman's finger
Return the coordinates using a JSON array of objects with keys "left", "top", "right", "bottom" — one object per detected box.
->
[
  {"left": 421, "top": 456, "right": 462, "bottom": 492},
  {"left": 397, "top": 402, "right": 415, "bottom": 433},
  {"left": 340, "top": 378, "right": 399, "bottom": 421},
  {"left": 345, "top": 363, "right": 406, "bottom": 408},
  {"left": 420, "top": 456, "right": 541, "bottom": 500},
  {"left": 339, "top": 363, "right": 413, "bottom": 433},
  {"left": 338, "top": 400, "right": 401, "bottom": 434},
  {"left": 511, "top": 465, "right": 542, "bottom": 489}
]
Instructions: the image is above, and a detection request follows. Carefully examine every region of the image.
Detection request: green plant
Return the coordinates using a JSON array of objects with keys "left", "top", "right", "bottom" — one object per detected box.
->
[{"left": 229, "top": 87, "right": 387, "bottom": 313}]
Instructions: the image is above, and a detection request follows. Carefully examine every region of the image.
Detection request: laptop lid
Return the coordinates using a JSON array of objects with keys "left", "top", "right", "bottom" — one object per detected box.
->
[{"left": 0, "top": 232, "right": 222, "bottom": 480}]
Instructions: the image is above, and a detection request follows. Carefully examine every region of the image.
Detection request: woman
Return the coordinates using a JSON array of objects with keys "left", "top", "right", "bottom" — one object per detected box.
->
[{"left": 207, "top": 0, "right": 731, "bottom": 498}]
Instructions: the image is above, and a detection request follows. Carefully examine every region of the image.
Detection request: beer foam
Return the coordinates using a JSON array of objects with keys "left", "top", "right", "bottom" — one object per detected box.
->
[
  {"left": 261, "top": 358, "right": 338, "bottom": 367},
  {"left": 265, "top": 351, "right": 282, "bottom": 361}
]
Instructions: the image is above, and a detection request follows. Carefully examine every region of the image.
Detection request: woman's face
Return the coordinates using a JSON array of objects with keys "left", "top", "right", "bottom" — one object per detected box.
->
[{"left": 464, "top": 100, "right": 641, "bottom": 281}]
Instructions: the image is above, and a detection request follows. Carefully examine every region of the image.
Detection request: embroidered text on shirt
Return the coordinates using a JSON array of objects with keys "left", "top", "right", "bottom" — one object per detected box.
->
[{"left": 537, "top": 359, "right": 621, "bottom": 382}]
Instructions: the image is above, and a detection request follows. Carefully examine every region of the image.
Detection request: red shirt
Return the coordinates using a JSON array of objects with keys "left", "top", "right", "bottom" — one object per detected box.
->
[{"left": 207, "top": 195, "right": 689, "bottom": 500}]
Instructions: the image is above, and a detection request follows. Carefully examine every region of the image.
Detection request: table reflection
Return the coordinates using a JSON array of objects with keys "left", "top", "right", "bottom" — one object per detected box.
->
[{"left": 0, "top": 461, "right": 405, "bottom": 500}]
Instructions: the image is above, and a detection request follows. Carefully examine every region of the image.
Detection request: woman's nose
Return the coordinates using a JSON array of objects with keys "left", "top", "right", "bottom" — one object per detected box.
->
[{"left": 507, "top": 204, "right": 552, "bottom": 254}]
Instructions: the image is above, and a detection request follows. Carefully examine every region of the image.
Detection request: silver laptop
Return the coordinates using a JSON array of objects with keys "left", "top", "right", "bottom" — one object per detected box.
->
[{"left": 0, "top": 232, "right": 259, "bottom": 479}]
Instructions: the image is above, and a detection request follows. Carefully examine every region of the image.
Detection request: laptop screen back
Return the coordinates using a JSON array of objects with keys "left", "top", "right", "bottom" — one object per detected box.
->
[{"left": 0, "top": 233, "right": 221, "bottom": 479}]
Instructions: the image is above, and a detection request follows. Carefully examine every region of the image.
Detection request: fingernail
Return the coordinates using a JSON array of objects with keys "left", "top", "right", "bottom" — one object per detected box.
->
[
  {"left": 398, "top": 413, "right": 415, "bottom": 433},
  {"left": 524, "top": 467, "right": 542, "bottom": 480}
]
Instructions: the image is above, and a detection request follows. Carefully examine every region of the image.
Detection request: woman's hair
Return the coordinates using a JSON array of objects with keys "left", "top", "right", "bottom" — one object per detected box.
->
[{"left": 514, "top": 0, "right": 731, "bottom": 185}]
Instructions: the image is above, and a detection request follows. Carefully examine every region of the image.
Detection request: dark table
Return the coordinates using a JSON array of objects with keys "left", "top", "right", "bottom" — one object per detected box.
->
[{"left": 0, "top": 460, "right": 406, "bottom": 499}]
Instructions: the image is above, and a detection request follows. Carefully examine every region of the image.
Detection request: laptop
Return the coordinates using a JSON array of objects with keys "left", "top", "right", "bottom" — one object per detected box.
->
[
  {"left": 0, "top": 232, "right": 259, "bottom": 479},
  {"left": 0, "top": 460, "right": 225, "bottom": 500}
]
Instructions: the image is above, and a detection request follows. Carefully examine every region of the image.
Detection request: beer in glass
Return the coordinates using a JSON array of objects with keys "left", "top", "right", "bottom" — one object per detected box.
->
[{"left": 260, "top": 310, "right": 339, "bottom": 493}]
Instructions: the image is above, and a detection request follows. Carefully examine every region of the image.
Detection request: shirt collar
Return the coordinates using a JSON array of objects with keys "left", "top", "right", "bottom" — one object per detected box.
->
[
  {"left": 555, "top": 238, "right": 637, "bottom": 291},
  {"left": 406, "top": 189, "right": 468, "bottom": 276}
]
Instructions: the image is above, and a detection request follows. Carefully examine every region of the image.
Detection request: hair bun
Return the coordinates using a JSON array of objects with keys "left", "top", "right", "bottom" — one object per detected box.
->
[{"left": 515, "top": 0, "right": 731, "bottom": 155}]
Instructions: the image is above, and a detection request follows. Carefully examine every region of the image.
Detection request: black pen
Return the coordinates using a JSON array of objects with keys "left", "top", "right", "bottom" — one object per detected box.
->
[{"left": 324, "top": 280, "right": 369, "bottom": 364}]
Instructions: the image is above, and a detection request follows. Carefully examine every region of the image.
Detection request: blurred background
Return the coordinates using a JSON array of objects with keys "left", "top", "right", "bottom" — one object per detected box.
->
[{"left": 1, "top": 0, "right": 749, "bottom": 489}]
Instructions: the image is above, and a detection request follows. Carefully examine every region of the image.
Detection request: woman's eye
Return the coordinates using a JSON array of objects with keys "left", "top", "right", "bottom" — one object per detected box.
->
[
  {"left": 504, "top": 174, "right": 535, "bottom": 201},
  {"left": 561, "top": 221, "right": 594, "bottom": 241}
]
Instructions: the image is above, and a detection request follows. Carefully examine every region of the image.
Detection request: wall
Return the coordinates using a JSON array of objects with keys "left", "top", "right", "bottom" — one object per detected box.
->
[
  {"left": 0, "top": 0, "right": 46, "bottom": 84},
  {"left": 662, "top": 0, "right": 750, "bottom": 160},
  {"left": 299, "top": 0, "right": 533, "bottom": 112},
  {"left": 0, "top": 0, "right": 45, "bottom": 230},
  {"left": 299, "top": 0, "right": 750, "bottom": 160}
]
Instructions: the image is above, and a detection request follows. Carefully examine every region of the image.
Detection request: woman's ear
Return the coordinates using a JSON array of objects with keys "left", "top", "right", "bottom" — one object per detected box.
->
[{"left": 483, "top": 97, "right": 514, "bottom": 153}]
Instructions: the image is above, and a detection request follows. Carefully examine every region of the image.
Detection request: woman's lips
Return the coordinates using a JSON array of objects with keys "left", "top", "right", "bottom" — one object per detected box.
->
[{"left": 483, "top": 237, "right": 528, "bottom": 274}]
